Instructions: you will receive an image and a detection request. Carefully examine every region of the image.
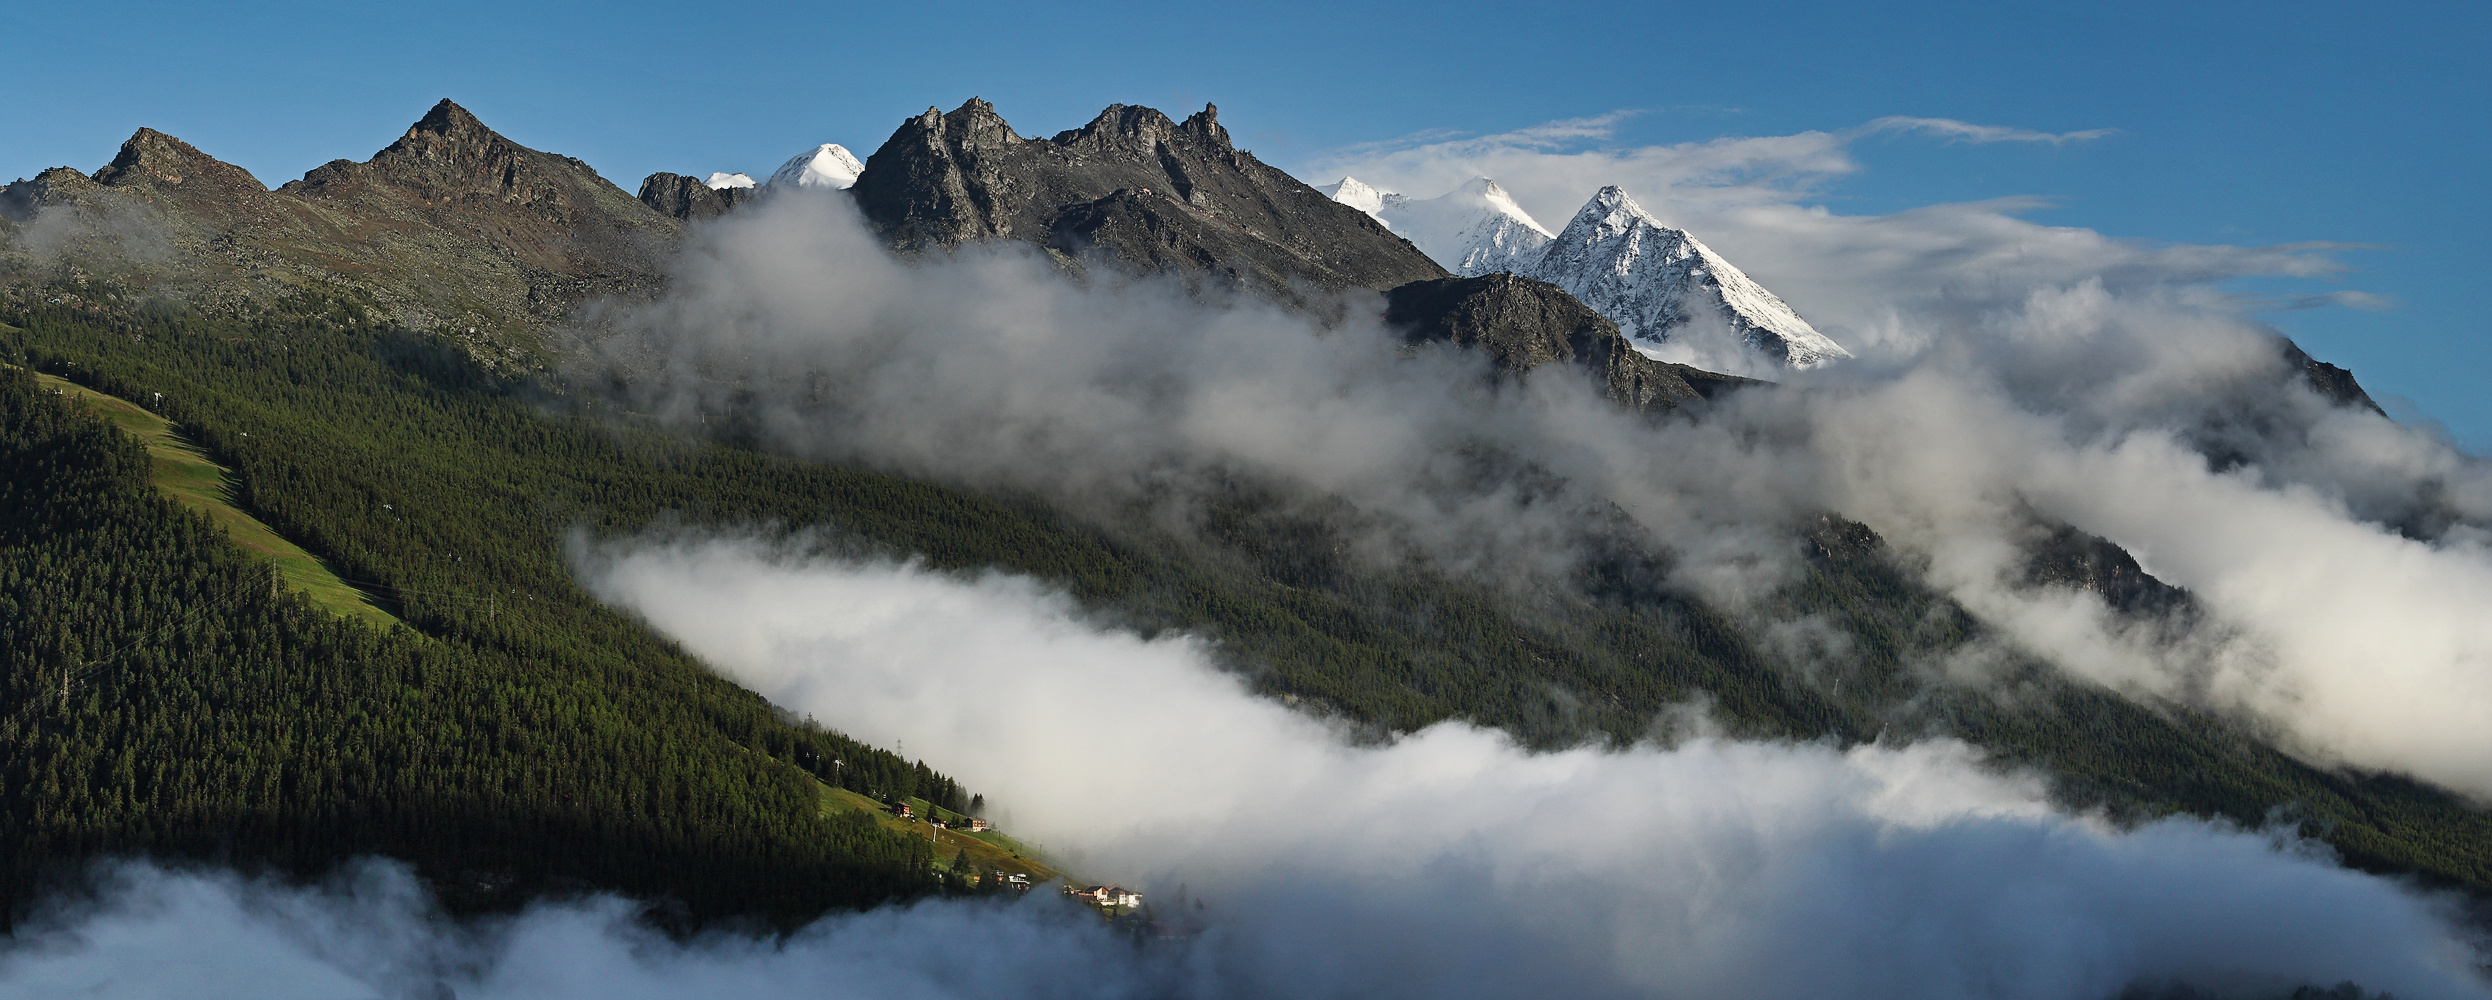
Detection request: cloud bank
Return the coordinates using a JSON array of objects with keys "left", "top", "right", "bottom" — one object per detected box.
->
[
  {"left": 588, "top": 184, "right": 2492, "bottom": 799},
  {"left": 6, "top": 549, "right": 2477, "bottom": 999}
]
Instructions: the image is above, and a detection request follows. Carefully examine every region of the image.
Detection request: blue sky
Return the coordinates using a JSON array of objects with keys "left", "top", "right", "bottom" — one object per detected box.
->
[{"left": 5, "top": 0, "right": 2485, "bottom": 446}]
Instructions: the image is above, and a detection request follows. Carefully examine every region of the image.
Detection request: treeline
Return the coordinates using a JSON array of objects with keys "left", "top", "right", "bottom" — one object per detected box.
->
[{"left": 6, "top": 282, "right": 2491, "bottom": 911}]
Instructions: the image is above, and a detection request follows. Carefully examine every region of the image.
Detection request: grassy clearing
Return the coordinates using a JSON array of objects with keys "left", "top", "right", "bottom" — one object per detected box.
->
[
  {"left": 26, "top": 369, "right": 398, "bottom": 627},
  {"left": 817, "top": 784, "right": 1066, "bottom": 883}
]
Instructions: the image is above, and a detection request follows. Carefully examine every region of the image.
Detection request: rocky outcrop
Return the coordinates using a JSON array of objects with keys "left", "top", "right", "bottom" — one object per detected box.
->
[
  {"left": 1383, "top": 272, "right": 1758, "bottom": 413},
  {"left": 2020, "top": 522, "right": 2197, "bottom": 621},
  {"left": 2281, "top": 339, "right": 2385, "bottom": 415},
  {"left": 638, "top": 172, "right": 751, "bottom": 221},
  {"left": 849, "top": 99, "right": 1446, "bottom": 296}
]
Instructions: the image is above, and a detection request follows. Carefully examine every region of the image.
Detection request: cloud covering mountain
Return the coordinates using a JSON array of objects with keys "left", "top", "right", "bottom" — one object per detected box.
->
[
  {"left": 589, "top": 168, "right": 2492, "bottom": 803},
  {"left": 5, "top": 549, "right": 2482, "bottom": 999}
]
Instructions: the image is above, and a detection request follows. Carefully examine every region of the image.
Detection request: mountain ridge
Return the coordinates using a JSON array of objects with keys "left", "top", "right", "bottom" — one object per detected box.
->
[{"left": 848, "top": 98, "right": 1447, "bottom": 297}]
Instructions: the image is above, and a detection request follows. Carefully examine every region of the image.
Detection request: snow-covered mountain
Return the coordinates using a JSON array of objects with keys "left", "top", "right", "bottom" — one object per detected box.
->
[
  {"left": 1526, "top": 186, "right": 1850, "bottom": 370},
  {"left": 1316, "top": 176, "right": 1399, "bottom": 221},
  {"left": 1378, "top": 177, "right": 1553, "bottom": 278},
  {"left": 1317, "top": 177, "right": 1845, "bottom": 371},
  {"left": 767, "top": 143, "right": 865, "bottom": 190},
  {"left": 704, "top": 172, "right": 756, "bottom": 190}
]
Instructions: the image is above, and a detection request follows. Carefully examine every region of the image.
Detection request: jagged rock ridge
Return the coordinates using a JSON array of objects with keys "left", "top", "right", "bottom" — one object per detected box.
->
[
  {"left": 639, "top": 173, "right": 752, "bottom": 221},
  {"left": 1384, "top": 272, "right": 1757, "bottom": 414},
  {"left": 848, "top": 99, "right": 1446, "bottom": 296},
  {"left": 2, "top": 99, "right": 683, "bottom": 355}
]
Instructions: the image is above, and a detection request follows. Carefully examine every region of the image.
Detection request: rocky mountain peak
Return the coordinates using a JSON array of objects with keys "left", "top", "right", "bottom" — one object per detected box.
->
[
  {"left": 92, "top": 128, "right": 267, "bottom": 194},
  {"left": 411, "top": 98, "right": 489, "bottom": 140},
  {"left": 639, "top": 171, "right": 751, "bottom": 221},
  {"left": 1565, "top": 185, "right": 1656, "bottom": 239},
  {"left": 850, "top": 99, "right": 1441, "bottom": 295},
  {"left": 365, "top": 99, "right": 549, "bottom": 186},
  {"left": 922, "top": 98, "right": 1023, "bottom": 149},
  {"left": 1068, "top": 103, "right": 1178, "bottom": 142},
  {"left": 1180, "top": 103, "right": 1230, "bottom": 149}
]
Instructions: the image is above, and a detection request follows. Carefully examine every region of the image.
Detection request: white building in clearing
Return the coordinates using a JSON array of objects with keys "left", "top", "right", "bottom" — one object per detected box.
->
[{"left": 1069, "top": 885, "right": 1142, "bottom": 908}]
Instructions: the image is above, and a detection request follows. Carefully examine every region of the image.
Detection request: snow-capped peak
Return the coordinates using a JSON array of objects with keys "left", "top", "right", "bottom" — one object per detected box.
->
[
  {"left": 1529, "top": 186, "right": 1851, "bottom": 371},
  {"left": 704, "top": 172, "right": 756, "bottom": 190},
  {"left": 1380, "top": 177, "right": 1555, "bottom": 278},
  {"left": 1316, "top": 176, "right": 1398, "bottom": 223},
  {"left": 767, "top": 144, "right": 865, "bottom": 190}
]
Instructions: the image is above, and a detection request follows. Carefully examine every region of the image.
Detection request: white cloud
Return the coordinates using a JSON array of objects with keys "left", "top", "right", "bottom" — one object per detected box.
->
[
  {"left": 587, "top": 189, "right": 2492, "bottom": 801},
  {"left": 1293, "top": 114, "right": 2379, "bottom": 352},
  {"left": 1856, "top": 116, "right": 2120, "bottom": 145},
  {"left": 469, "top": 542, "right": 2492, "bottom": 1000}
]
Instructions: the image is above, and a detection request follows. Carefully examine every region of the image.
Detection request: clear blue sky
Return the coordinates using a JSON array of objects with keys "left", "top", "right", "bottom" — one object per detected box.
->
[{"left": 6, "top": 0, "right": 2485, "bottom": 447}]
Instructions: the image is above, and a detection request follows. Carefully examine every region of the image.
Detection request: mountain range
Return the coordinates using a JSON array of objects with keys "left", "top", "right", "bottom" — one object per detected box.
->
[
  {"left": 1324, "top": 176, "right": 1852, "bottom": 370},
  {"left": 0, "top": 96, "right": 2457, "bottom": 947}
]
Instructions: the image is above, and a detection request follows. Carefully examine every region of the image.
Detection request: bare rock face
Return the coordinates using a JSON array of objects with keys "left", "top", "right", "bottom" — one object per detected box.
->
[
  {"left": 2, "top": 99, "right": 683, "bottom": 359},
  {"left": 93, "top": 129, "right": 271, "bottom": 200},
  {"left": 849, "top": 99, "right": 1446, "bottom": 296},
  {"left": 281, "top": 100, "right": 680, "bottom": 282},
  {"left": 1383, "top": 272, "right": 1759, "bottom": 414},
  {"left": 637, "top": 172, "right": 751, "bottom": 221}
]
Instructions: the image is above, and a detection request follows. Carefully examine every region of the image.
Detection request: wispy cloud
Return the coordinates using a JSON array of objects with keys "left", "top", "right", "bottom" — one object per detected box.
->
[
  {"left": 1855, "top": 116, "right": 2120, "bottom": 144},
  {"left": 2273, "top": 289, "right": 2399, "bottom": 312},
  {"left": 1292, "top": 114, "right": 2384, "bottom": 341}
]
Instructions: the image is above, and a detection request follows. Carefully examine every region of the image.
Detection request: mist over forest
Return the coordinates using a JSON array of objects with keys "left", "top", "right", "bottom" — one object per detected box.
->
[{"left": 2, "top": 88, "right": 2487, "bottom": 1000}]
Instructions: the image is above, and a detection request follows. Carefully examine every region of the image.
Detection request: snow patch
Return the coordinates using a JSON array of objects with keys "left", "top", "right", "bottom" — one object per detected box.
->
[{"left": 704, "top": 172, "right": 756, "bottom": 190}]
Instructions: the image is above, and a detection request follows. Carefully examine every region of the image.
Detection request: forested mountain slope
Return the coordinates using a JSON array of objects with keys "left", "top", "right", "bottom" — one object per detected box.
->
[
  {"left": 7, "top": 283, "right": 2489, "bottom": 907},
  {"left": 0, "top": 300, "right": 998, "bottom": 929}
]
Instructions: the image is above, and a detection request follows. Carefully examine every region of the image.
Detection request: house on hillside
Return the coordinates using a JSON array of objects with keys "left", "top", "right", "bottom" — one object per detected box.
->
[
  {"left": 894, "top": 802, "right": 913, "bottom": 819},
  {"left": 965, "top": 818, "right": 990, "bottom": 832},
  {"left": 1070, "top": 885, "right": 1142, "bottom": 908}
]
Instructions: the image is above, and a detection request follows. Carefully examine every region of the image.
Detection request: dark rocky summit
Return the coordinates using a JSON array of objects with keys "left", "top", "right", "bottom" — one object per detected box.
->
[
  {"left": 637, "top": 172, "right": 751, "bottom": 221},
  {"left": 848, "top": 99, "right": 1447, "bottom": 296},
  {"left": 2020, "top": 522, "right": 2197, "bottom": 621},
  {"left": 1384, "top": 272, "right": 1759, "bottom": 413},
  {"left": 2282, "top": 339, "right": 2385, "bottom": 415}
]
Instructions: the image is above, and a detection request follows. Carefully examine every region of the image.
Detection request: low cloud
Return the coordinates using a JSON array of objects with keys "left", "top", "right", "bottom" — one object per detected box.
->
[
  {"left": 522, "top": 544, "right": 2473, "bottom": 1000},
  {"left": 584, "top": 183, "right": 2492, "bottom": 801},
  {"left": 15, "top": 550, "right": 2470, "bottom": 998}
]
